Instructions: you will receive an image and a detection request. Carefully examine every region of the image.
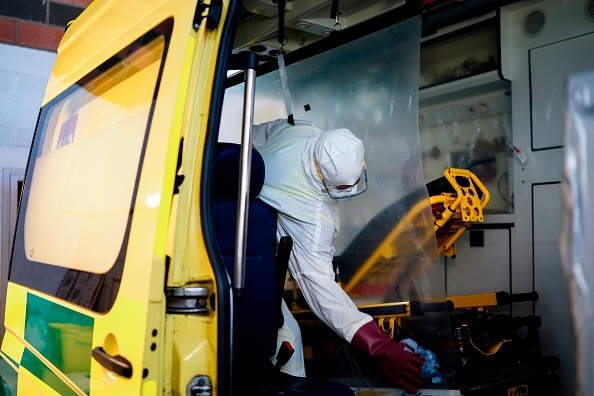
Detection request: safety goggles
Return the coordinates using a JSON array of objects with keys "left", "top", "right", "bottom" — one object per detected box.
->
[{"left": 315, "top": 160, "right": 368, "bottom": 200}]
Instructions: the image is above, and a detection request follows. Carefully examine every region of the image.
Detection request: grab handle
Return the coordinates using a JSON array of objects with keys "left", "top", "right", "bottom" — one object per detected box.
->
[{"left": 232, "top": 52, "right": 258, "bottom": 298}]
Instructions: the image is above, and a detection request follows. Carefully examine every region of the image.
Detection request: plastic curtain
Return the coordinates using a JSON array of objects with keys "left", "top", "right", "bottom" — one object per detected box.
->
[
  {"left": 223, "top": 15, "right": 445, "bottom": 303},
  {"left": 221, "top": 15, "right": 451, "bottom": 386}
]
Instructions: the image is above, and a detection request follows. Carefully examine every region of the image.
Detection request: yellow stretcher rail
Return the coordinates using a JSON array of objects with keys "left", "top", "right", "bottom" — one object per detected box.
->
[
  {"left": 342, "top": 198, "right": 433, "bottom": 294},
  {"left": 292, "top": 291, "right": 538, "bottom": 324}
]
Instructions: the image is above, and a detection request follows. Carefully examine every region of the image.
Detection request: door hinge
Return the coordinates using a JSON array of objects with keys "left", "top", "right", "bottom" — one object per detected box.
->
[
  {"left": 187, "top": 375, "right": 212, "bottom": 396},
  {"left": 174, "top": 138, "right": 185, "bottom": 195},
  {"left": 193, "top": 0, "right": 223, "bottom": 31},
  {"left": 165, "top": 287, "right": 209, "bottom": 314}
]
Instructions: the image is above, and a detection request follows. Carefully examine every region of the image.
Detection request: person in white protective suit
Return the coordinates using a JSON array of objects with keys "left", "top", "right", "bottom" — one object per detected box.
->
[{"left": 253, "top": 118, "right": 426, "bottom": 394}]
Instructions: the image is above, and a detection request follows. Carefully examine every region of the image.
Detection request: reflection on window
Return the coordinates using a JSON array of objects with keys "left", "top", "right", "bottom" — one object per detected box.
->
[{"left": 24, "top": 36, "right": 164, "bottom": 273}]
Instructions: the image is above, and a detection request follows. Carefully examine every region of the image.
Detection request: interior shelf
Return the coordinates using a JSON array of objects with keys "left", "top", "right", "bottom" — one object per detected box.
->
[{"left": 419, "top": 70, "right": 510, "bottom": 106}]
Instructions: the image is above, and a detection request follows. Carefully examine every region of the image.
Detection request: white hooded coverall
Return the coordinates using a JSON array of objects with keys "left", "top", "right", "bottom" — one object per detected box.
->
[{"left": 253, "top": 119, "right": 373, "bottom": 376}]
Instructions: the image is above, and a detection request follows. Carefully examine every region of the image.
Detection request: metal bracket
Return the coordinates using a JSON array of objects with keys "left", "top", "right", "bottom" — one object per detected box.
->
[
  {"left": 193, "top": 0, "right": 223, "bottom": 31},
  {"left": 174, "top": 138, "right": 185, "bottom": 195},
  {"left": 228, "top": 51, "right": 259, "bottom": 72},
  {"left": 187, "top": 375, "right": 212, "bottom": 396},
  {"left": 165, "top": 287, "right": 209, "bottom": 314}
]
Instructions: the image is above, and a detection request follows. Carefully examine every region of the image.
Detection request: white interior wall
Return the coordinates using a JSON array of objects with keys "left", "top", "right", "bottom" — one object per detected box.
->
[
  {"left": 0, "top": 44, "right": 55, "bottom": 147},
  {"left": 0, "top": 42, "right": 55, "bottom": 235},
  {"left": 498, "top": 1, "right": 594, "bottom": 394},
  {"left": 0, "top": 43, "right": 55, "bottom": 338}
]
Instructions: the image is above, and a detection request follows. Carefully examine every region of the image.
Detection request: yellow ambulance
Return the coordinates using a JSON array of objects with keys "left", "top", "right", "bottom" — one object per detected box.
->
[
  {"left": 0, "top": 0, "right": 563, "bottom": 394},
  {"left": 0, "top": 1, "right": 239, "bottom": 394}
]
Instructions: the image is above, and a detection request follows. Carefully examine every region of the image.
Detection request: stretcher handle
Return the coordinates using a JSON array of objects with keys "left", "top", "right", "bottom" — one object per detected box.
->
[
  {"left": 409, "top": 300, "right": 454, "bottom": 317},
  {"left": 496, "top": 291, "right": 539, "bottom": 305}
]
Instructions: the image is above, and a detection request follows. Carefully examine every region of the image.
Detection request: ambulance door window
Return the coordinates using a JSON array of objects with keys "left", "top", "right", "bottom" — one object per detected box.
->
[{"left": 9, "top": 21, "right": 172, "bottom": 313}]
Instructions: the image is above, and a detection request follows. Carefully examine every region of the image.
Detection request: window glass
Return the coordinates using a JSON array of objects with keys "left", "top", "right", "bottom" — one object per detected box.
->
[
  {"left": 26, "top": 37, "right": 163, "bottom": 272},
  {"left": 10, "top": 22, "right": 171, "bottom": 312}
]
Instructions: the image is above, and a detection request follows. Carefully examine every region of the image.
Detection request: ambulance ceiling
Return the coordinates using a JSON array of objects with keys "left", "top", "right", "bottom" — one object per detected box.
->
[
  {"left": 234, "top": 0, "right": 404, "bottom": 57},
  {"left": 233, "top": 0, "right": 522, "bottom": 61}
]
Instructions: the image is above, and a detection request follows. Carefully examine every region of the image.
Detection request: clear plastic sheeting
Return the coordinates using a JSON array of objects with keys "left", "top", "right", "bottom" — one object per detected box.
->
[
  {"left": 221, "top": 16, "right": 453, "bottom": 387},
  {"left": 561, "top": 68, "right": 594, "bottom": 396},
  {"left": 222, "top": 15, "right": 445, "bottom": 305}
]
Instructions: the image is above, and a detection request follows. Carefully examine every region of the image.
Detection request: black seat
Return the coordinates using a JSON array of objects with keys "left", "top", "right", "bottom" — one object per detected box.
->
[
  {"left": 213, "top": 143, "right": 279, "bottom": 358},
  {"left": 213, "top": 142, "right": 353, "bottom": 396}
]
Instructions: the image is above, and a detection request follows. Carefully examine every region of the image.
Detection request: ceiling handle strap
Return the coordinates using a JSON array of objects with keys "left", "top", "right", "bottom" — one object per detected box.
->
[
  {"left": 330, "top": 0, "right": 340, "bottom": 19},
  {"left": 277, "top": 54, "right": 294, "bottom": 125},
  {"left": 277, "top": 0, "right": 286, "bottom": 45}
]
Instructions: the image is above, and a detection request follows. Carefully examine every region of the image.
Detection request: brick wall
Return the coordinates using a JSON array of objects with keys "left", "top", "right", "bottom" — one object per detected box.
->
[{"left": 0, "top": 0, "right": 93, "bottom": 52}]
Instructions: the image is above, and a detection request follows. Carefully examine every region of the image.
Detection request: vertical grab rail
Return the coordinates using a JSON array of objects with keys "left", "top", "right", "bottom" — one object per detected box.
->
[{"left": 231, "top": 52, "right": 258, "bottom": 297}]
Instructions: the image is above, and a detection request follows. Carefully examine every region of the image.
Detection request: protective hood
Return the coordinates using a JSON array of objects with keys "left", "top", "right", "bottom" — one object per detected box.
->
[{"left": 314, "top": 128, "right": 364, "bottom": 187}]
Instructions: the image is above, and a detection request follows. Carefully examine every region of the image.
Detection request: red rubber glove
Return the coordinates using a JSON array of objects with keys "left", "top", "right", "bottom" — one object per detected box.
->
[{"left": 351, "top": 321, "right": 425, "bottom": 393}]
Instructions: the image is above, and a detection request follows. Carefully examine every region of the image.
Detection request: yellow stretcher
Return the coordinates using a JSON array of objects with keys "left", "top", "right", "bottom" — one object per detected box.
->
[
  {"left": 430, "top": 168, "right": 490, "bottom": 259},
  {"left": 340, "top": 167, "right": 491, "bottom": 296},
  {"left": 289, "top": 167, "right": 559, "bottom": 395}
]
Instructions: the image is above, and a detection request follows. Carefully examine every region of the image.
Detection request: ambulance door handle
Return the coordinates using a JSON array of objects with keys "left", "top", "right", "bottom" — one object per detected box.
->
[{"left": 92, "top": 346, "right": 133, "bottom": 378}]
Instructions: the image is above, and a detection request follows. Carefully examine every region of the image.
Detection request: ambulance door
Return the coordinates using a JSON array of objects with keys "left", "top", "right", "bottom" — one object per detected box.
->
[{"left": 0, "top": 0, "right": 234, "bottom": 394}]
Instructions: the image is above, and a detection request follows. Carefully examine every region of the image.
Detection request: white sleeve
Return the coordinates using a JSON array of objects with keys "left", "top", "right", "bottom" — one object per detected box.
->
[
  {"left": 252, "top": 119, "right": 286, "bottom": 150},
  {"left": 277, "top": 212, "right": 373, "bottom": 342}
]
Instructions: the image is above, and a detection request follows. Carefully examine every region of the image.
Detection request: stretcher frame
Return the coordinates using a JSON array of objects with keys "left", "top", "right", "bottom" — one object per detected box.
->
[{"left": 341, "top": 167, "right": 490, "bottom": 295}]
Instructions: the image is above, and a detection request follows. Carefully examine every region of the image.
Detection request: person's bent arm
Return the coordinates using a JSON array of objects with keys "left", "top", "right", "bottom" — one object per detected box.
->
[{"left": 280, "top": 214, "right": 426, "bottom": 393}]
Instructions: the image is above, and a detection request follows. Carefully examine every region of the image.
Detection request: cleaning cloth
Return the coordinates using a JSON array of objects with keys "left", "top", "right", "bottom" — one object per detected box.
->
[{"left": 401, "top": 338, "right": 442, "bottom": 384}]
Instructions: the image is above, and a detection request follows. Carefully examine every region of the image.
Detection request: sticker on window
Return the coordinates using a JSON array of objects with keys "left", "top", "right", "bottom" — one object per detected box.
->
[{"left": 56, "top": 114, "right": 78, "bottom": 149}]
